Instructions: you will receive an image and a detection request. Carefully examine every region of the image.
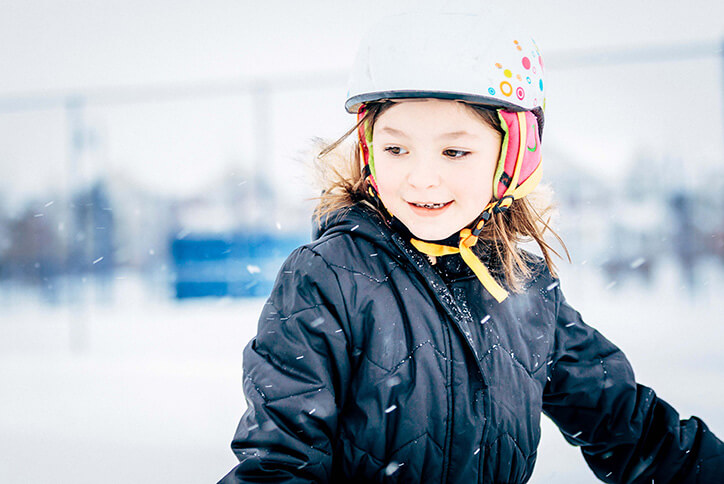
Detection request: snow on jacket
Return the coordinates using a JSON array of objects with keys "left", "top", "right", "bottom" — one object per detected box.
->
[{"left": 219, "top": 203, "right": 724, "bottom": 483}]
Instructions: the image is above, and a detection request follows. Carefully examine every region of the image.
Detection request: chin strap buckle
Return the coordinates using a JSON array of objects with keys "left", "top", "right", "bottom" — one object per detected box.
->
[
  {"left": 492, "top": 195, "right": 515, "bottom": 214},
  {"left": 470, "top": 194, "right": 516, "bottom": 237},
  {"left": 470, "top": 211, "right": 491, "bottom": 237}
]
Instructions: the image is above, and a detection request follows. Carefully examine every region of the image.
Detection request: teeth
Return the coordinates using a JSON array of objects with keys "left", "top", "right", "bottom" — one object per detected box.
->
[{"left": 413, "top": 202, "right": 447, "bottom": 209}]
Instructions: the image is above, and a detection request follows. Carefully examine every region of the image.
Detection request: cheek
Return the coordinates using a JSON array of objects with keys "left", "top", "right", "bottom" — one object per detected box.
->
[
  {"left": 371, "top": 156, "right": 398, "bottom": 200},
  {"left": 454, "top": 163, "right": 496, "bottom": 205}
]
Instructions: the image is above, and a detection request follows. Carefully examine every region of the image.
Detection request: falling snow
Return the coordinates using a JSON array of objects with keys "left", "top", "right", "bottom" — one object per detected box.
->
[
  {"left": 385, "top": 404, "right": 397, "bottom": 414},
  {"left": 385, "top": 375, "right": 402, "bottom": 388},
  {"left": 246, "top": 265, "right": 261, "bottom": 274},
  {"left": 384, "top": 461, "right": 402, "bottom": 476}
]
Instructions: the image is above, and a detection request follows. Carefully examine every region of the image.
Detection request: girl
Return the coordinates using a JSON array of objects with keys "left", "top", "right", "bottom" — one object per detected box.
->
[{"left": 220, "top": 13, "right": 724, "bottom": 483}]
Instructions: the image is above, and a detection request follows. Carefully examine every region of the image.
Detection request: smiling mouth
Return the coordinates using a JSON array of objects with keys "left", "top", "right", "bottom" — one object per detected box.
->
[{"left": 409, "top": 201, "right": 452, "bottom": 209}]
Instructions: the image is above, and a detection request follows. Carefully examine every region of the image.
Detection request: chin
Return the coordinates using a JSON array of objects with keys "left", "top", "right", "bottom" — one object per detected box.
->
[{"left": 408, "top": 225, "right": 458, "bottom": 242}]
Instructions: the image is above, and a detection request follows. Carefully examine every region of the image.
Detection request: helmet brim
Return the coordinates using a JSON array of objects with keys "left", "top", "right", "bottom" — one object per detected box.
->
[
  {"left": 345, "top": 90, "right": 528, "bottom": 114},
  {"left": 347, "top": 90, "right": 544, "bottom": 139}
]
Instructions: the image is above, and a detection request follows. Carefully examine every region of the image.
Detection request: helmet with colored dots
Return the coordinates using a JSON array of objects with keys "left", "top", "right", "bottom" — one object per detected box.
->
[{"left": 345, "top": 12, "right": 545, "bottom": 119}]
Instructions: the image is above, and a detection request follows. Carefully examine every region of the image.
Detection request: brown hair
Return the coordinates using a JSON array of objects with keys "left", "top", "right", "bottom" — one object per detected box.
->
[{"left": 310, "top": 101, "right": 569, "bottom": 292}]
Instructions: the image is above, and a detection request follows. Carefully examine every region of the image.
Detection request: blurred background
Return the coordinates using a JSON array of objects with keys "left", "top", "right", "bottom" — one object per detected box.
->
[{"left": 0, "top": 1, "right": 722, "bottom": 482}]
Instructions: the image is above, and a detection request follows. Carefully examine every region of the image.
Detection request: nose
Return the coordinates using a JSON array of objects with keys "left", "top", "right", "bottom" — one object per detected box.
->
[{"left": 405, "top": 155, "right": 441, "bottom": 189}]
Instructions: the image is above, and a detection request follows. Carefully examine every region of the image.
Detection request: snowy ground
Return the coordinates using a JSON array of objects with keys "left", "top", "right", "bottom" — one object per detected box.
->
[{"left": 1, "top": 259, "right": 723, "bottom": 483}]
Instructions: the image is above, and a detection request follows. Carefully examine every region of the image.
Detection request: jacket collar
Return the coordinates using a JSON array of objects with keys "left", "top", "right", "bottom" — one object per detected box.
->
[
  {"left": 313, "top": 202, "right": 499, "bottom": 281},
  {"left": 312, "top": 202, "right": 390, "bottom": 244}
]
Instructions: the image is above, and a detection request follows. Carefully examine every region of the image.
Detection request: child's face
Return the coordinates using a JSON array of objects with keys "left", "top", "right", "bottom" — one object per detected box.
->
[{"left": 372, "top": 99, "right": 502, "bottom": 241}]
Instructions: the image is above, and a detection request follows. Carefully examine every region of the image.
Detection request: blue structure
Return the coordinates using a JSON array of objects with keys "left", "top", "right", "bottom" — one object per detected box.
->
[{"left": 171, "top": 232, "right": 308, "bottom": 299}]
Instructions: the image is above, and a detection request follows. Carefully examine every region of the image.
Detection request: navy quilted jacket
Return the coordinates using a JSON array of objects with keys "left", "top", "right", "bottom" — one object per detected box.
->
[{"left": 220, "top": 203, "right": 724, "bottom": 483}]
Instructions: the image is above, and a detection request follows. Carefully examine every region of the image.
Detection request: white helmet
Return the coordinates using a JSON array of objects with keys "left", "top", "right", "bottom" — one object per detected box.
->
[{"left": 345, "top": 12, "right": 545, "bottom": 117}]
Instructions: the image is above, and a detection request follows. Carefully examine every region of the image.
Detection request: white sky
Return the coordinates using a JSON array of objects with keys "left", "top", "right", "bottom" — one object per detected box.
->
[{"left": 0, "top": 0, "right": 723, "bottom": 206}]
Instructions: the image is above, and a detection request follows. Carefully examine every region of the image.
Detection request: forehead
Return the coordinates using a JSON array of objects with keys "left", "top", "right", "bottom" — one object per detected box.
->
[{"left": 372, "top": 99, "right": 498, "bottom": 138}]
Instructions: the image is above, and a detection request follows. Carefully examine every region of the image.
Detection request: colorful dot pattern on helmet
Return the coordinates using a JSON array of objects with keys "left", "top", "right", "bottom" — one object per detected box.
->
[
  {"left": 500, "top": 81, "right": 512, "bottom": 97},
  {"left": 491, "top": 40, "right": 545, "bottom": 109}
]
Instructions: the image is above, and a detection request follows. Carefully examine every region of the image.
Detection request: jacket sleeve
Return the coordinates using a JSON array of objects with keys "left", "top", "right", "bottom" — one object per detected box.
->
[
  {"left": 542, "top": 283, "right": 724, "bottom": 483},
  {"left": 219, "top": 246, "right": 352, "bottom": 483}
]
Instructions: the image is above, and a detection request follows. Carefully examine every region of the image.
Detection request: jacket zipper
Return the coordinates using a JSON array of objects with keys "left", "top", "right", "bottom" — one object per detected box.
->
[
  {"left": 441, "top": 316, "right": 454, "bottom": 484},
  {"left": 389, "top": 233, "right": 488, "bottom": 384}
]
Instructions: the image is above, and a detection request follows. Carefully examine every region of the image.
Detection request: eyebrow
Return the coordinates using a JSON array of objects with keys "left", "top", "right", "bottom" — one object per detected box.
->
[{"left": 378, "top": 126, "right": 475, "bottom": 140}]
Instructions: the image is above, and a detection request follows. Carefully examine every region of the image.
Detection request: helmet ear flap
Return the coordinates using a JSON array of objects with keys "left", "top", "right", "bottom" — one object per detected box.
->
[
  {"left": 357, "top": 106, "right": 378, "bottom": 193},
  {"left": 494, "top": 110, "right": 543, "bottom": 201}
]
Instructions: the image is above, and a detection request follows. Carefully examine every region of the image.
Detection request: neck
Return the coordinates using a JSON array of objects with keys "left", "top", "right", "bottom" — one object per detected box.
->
[{"left": 388, "top": 217, "right": 462, "bottom": 248}]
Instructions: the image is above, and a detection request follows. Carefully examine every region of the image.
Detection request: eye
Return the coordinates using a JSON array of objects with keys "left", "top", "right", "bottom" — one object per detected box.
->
[
  {"left": 384, "top": 146, "right": 408, "bottom": 156},
  {"left": 443, "top": 149, "right": 470, "bottom": 159}
]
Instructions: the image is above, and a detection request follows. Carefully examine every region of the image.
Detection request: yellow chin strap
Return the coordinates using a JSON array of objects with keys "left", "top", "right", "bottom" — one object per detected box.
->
[
  {"left": 410, "top": 222, "right": 509, "bottom": 303},
  {"left": 410, "top": 219, "right": 508, "bottom": 302}
]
